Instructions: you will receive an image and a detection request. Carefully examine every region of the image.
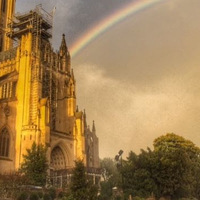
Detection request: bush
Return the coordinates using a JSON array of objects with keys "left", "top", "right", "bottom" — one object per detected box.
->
[
  {"left": 30, "top": 192, "right": 39, "bottom": 200},
  {"left": 43, "top": 193, "right": 52, "bottom": 200},
  {"left": 65, "top": 194, "right": 74, "bottom": 200},
  {"left": 37, "top": 191, "right": 43, "bottom": 199},
  {"left": 115, "top": 195, "right": 123, "bottom": 200},
  {"left": 60, "top": 192, "right": 73, "bottom": 200},
  {"left": 48, "top": 187, "right": 56, "bottom": 200},
  {"left": 58, "top": 191, "right": 66, "bottom": 198},
  {"left": 17, "top": 191, "right": 29, "bottom": 200}
]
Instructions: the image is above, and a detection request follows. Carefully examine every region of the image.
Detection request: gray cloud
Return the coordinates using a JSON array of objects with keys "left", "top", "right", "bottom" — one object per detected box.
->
[
  {"left": 74, "top": 63, "right": 200, "bottom": 157},
  {"left": 73, "top": 0, "right": 200, "bottom": 157},
  {"left": 16, "top": 0, "right": 135, "bottom": 48},
  {"left": 73, "top": 0, "right": 200, "bottom": 87}
]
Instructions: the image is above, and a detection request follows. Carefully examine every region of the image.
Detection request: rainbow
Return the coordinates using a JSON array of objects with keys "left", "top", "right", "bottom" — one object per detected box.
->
[{"left": 70, "top": 0, "right": 166, "bottom": 57}]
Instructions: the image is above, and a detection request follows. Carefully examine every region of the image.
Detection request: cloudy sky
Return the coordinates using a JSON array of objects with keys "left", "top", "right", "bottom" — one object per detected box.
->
[{"left": 16, "top": 0, "right": 200, "bottom": 158}]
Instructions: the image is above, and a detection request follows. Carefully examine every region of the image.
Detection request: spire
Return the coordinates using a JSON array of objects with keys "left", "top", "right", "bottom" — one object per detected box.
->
[
  {"left": 71, "top": 68, "right": 75, "bottom": 80},
  {"left": 83, "top": 109, "right": 86, "bottom": 118},
  {"left": 59, "top": 34, "right": 71, "bottom": 72},
  {"left": 59, "top": 34, "right": 68, "bottom": 56},
  {"left": 76, "top": 105, "right": 79, "bottom": 112},
  {"left": 92, "top": 120, "right": 96, "bottom": 133},
  {"left": 83, "top": 109, "right": 87, "bottom": 129}
]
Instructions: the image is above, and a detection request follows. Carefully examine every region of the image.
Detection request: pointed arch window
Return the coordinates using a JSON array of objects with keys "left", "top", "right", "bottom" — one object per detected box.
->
[{"left": 0, "top": 127, "right": 10, "bottom": 157}]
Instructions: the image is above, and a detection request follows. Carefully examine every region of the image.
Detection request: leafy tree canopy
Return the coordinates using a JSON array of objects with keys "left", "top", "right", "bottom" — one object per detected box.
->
[
  {"left": 120, "top": 133, "right": 200, "bottom": 200},
  {"left": 99, "top": 158, "right": 121, "bottom": 200},
  {"left": 70, "top": 160, "right": 98, "bottom": 200},
  {"left": 20, "top": 142, "right": 48, "bottom": 186}
]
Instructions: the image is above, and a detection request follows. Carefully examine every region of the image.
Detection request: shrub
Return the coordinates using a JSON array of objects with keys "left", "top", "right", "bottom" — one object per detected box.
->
[
  {"left": 65, "top": 194, "right": 74, "bottom": 200},
  {"left": 30, "top": 192, "right": 39, "bottom": 200},
  {"left": 48, "top": 187, "right": 56, "bottom": 200},
  {"left": 115, "top": 195, "right": 123, "bottom": 200},
  {"left": 37, "top": 191, "right": 43, "bottom": 199},
  {"left": 17, "top": 191, "right": 28, "bottom": 200},
  {"left": 58, "top": 191, "right": 65, "bottom": 198},
  {"left": 43, "top": 193, "right": 52, "bottom": 200}
]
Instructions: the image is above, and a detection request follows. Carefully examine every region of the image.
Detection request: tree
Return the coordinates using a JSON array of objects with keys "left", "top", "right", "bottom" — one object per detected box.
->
[
  {"left": 120, "top": 133, "right": 200, "bottom": 200},
  {"left": 101, "top": 158, "right": 120, "bottom": 182},
  {"left": 20, "top": 142, "right": 48, "bottom": 186},
  {"left": 99, "top": 158, "right": 121, "bottom": 200},
  {"left": 121, "top": 150, "right": 158, "bottom": 199},
  {"left": 70, "top": 160, "right": 88, "bottom": 200},
  {"left": 70, "top": 160, "right": 98, "bottom": 200},
  {"left": 153, "top": 133, "right": 200, "bottom": 199}
]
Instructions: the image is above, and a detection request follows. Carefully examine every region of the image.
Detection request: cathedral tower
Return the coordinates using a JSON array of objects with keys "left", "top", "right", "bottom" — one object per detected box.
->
[
  {"left": 5, "top": 6, "right": 54, "bottom": 168},
  {"left": 0, "top": 0, "right": 16, "bottom": 51}
]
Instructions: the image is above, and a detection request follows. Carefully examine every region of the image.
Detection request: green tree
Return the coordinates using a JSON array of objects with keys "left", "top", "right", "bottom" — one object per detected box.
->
[
  {"left": 70, "top": 160, "right": 88, "bottom": 200},
  {"left": 120, "top": 133, "right": 200, "bottom": 200},
  {"left": 70, "top": 160, "right": 98, "bottom": 200},
  {"left": 101, "top": 158, "right": 120, "bottom": 182},
  {"left": 121, "top": 150, "right": 158, "bottom": 199},
  {"left": 99, "top": 158, "right": 121, "bottom": 200},
  {"left": 20, "top": 142, "right": 48, "bottom": 186},
  {"left": 153, "top": 133, "right": 200, "bottom": 199}
]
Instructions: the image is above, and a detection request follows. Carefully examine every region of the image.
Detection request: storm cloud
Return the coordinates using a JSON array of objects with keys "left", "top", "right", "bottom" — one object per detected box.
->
[
  {"left": 16, "top": 0, "right": 200, "bottom": 158},
  {"left": 16, "top": 0, "right": 134, "bottom": 48}
]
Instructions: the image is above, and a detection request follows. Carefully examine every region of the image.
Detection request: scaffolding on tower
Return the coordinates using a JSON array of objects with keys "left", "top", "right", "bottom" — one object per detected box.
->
[{"left": 6, "top": 5, "right": 56, "bottom": 126}]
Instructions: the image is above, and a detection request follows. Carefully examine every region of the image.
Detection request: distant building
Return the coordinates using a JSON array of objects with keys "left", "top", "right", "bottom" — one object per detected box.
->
[{"left": 0, "top": 0, "right": 100, "bottom": 183}]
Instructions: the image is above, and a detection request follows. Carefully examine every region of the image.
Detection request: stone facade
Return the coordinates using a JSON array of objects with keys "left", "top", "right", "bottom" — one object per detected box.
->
[{"left": 0, "top": 0, "right": 100, "bottom": 176}]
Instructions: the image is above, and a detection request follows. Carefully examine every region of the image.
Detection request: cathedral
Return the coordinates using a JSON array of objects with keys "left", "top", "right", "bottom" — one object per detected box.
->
[{"left": 0, "top": 0, "right": 100, "bottom": 181}]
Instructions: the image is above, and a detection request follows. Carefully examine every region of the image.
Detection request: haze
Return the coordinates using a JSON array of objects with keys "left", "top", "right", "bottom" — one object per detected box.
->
[{"left": 16, "top": 0, "right": 200, "bottom": 158}]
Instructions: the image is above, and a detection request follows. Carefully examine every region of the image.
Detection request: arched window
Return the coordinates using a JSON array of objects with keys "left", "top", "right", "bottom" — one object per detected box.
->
[
  {"left": 51, "top": 146, "right": 66, "bottom": 170},
  {"left": 0, "top": 127, "right": 10, "bottom": 157}
]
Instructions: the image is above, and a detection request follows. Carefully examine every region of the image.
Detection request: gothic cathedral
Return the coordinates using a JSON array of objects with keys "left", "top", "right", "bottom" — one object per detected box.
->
[{"left": 0, "top": 0, "right": 100, "bottom": 178}]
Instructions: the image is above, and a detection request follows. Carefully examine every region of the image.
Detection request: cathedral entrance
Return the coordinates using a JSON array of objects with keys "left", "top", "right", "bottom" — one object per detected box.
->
[
  {"left": 50, "top": 146, "right": 71, "bottom": 188},
  {"left": 50, "top": 146, "right": 66, "bottom": 170}
]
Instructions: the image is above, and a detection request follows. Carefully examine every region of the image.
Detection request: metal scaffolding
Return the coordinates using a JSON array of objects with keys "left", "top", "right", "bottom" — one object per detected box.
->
[
  {"left": 5, "top": 5, "right": 55, "bottom": 125},
  {"left": 7, "top": 5, "right": 52, "bottom": 41}
]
